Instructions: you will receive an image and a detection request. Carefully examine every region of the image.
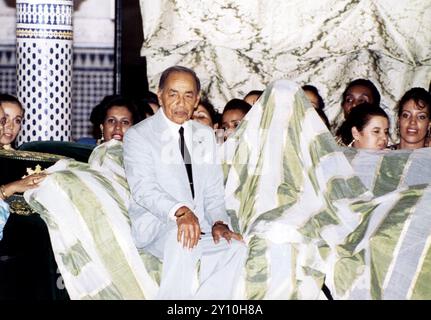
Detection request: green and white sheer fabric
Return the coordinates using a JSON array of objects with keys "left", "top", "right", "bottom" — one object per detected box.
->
[
  {"left": 25, "top": 81, "right": 431, "bottom": 299},
  {"left": 222, "top": 80, "right": 431, "bottom": 299},
  {"left": 25, "top": 140, "right": 159, "bottom": 299}
]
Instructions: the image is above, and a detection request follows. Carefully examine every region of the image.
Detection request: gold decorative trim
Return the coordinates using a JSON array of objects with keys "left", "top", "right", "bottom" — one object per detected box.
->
[
  {"left": 0, "top": 148, "right": 65, "bottom": 162},
  {"left": 16, "top": 28, "right": 72, "bottom": 40},
  {"left": 7, "top": 195, "right": 36, "bottom": 216}
]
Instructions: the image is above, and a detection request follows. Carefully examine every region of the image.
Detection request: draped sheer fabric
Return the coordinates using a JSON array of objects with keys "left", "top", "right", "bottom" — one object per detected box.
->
[
  {"left": 140, "top": 0, "right": 431, "bottom": 133},
  {"left": 24, "top": 82, "right": 431, "bottom": 299},
  {"left": 222, "top": 80, "right": 431, "bottom": 299}
]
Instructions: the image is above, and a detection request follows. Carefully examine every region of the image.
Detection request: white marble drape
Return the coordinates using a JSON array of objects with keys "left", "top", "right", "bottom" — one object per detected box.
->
[{"left": 140, "top": 0, "right": 431, "bottom": 133}]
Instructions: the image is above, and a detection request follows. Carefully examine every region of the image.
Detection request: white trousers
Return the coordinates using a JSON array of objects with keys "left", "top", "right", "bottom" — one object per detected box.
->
[{"left": 146, "top": 228, "right": 247, "bottom": 300}]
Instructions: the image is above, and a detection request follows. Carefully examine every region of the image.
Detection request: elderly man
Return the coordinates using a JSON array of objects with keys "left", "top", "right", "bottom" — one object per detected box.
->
[{"left": 123, "top": 66, "right": 246, "bottom": 299}]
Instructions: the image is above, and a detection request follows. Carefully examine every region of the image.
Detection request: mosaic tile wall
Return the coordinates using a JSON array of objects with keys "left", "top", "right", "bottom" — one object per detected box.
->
[
  {"left": 0, "top": 44, "right": 16, "bottom": 95},
  {"left": 0, "top": 45, "right": 114, "bottom": 140},
  {"left": 15, "top": 0, "right": 74, "bottom": 144},
  {"left": 0, "top": 0, "right": 115, "bottom": 141},
  {"left": 72, "top": 47, "right": 114, "bottom": 140}
]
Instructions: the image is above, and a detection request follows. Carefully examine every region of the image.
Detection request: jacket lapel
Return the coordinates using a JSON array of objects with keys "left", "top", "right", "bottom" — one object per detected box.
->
[{"left": 190, "top": 121, "right": 211, "bottom": 203}]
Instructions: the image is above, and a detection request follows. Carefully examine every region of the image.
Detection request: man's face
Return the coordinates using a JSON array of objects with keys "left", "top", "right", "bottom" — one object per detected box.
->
[{"left": 158, "top": 71, "right": 200, "bottom": 124}]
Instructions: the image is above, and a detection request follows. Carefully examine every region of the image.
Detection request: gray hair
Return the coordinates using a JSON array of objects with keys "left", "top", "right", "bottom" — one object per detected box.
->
[{"left": 158, "top": 66, "right": 201, "bottom": 93}]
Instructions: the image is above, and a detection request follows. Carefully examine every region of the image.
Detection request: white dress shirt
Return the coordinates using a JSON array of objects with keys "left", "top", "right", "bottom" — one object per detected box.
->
[{"left": 160, "top": 108, "right": 194, "bottom": 220}]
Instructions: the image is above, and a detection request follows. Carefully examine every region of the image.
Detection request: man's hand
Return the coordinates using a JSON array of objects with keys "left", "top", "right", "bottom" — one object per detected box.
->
[
  {"left": 175, "top": 206, "right": 201, "bottom": 249},
  {"left": 212, "top": 221, "right": 243, "bottom": 244}
]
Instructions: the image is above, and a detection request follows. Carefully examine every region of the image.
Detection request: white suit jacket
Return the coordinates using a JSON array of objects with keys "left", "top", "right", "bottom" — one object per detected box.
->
[{"left": 123, "top": 109, "right": 229, "bottom": 248}]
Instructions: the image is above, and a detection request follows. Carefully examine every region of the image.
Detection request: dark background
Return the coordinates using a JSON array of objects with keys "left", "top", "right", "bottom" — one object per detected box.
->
[{"left": 116, "top": 0, "right": 149, "bottom": 99}]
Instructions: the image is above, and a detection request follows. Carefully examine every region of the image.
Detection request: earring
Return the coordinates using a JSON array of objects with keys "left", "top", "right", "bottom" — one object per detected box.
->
[
  {"left": 347, "top": 139, "right": 355, "bottom": 147},
  {"left": 99, "top": 127, "right": 105, "bottom": 144}
]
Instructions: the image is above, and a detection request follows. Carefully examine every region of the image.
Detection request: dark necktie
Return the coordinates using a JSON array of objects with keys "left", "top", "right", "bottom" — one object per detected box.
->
[{"left": 179, "top": 126, "right": 194, "bottom": 198}]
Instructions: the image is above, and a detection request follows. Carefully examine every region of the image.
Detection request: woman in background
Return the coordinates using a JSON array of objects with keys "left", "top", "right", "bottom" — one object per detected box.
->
[
  {"left": 0, "top": 105, "right": 45, "bottom": 241},
  {"left": 221, "top": 98, "right": 252, "bottom": 141},
  {"left": 340, "top": 79, "right": 381, "bottom": 118},
  {"left": 337, "top": 102, "right": 389, "bottom": 150},
  {"left": 391, "top": 87, "right": 431, "bottom": 150},
  {"left": 192, "top": 98, "right": 220, "bottom": 129},
  {"left": 302, "top": 85, "right": 330, "bottom": 129},
  {"left": 134, "top": 91, "right": 160, "bottom": 119},
  {"left": 79, "top": 95, "right": 143, "bottom": 145},
  {"left": 0, "top": 94, "right": 24, "bottom": 150},
  {"left": 243, "top": 90, "right": 263, "bottom": 106}
]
